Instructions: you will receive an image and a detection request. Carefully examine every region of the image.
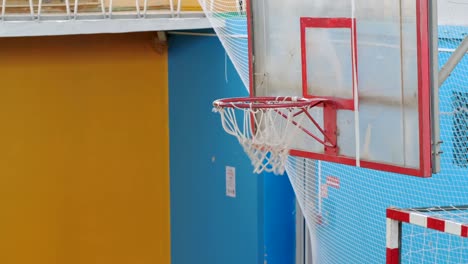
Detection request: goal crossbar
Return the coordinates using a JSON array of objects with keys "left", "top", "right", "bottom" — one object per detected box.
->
[{"left": 386, "top": 206, "right": 468, "bottom": 264}]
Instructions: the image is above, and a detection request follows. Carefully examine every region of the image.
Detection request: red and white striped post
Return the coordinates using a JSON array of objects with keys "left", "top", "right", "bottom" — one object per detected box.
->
[
  {"left": 386, "top": 210, "right": 401, "bottom": 264},
  {"left": 386, "top": 207, "right": 468, "bottom": 264},
  {"left": 386, "top": 217, "right": 400, "bottom": 264}
]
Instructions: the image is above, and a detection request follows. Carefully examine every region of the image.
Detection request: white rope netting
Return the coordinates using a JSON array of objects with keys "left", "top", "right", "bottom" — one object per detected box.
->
[
  {"left": 401, "top": 206, "right": 468, "bottom": 263},
  {"left": 285, "top": 32, "right": 468, "bottom": 263},
  {"left": 201, "top": 0, "right": 468, "bottom": 263},
  {"left": 213, "top": 98, "right": 311, "bottom": 175},
  {"left": 198, "top": 0, "right": 249, "bottom": 91}
]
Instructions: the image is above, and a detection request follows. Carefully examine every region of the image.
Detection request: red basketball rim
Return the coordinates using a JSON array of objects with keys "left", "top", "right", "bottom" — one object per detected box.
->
[{"left": 213, "top": 96, "right": 328, "bottom": 109}]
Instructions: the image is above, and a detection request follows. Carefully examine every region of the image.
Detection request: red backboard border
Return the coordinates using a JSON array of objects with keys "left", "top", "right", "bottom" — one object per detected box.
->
[{"left": 247, "top": 0, "right": 432, "bottom": 177}]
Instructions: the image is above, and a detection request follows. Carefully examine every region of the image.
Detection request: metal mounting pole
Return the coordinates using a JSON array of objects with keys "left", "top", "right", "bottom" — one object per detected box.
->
[
  {"left": 430, "top": 0, "right": 441, "bottom": 174},
  {"left": 439, "top": 36, "right": 468, "bottom": 87}
]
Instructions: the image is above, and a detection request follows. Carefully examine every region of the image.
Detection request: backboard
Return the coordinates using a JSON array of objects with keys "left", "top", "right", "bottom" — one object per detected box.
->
[{"left": 248, "top": 0, "right": 434, "bottom": 177}]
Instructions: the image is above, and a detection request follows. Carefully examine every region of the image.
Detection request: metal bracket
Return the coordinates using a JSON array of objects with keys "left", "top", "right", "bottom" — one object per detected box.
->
[
  {"left": 433, "top": 12, "right": 468, "bottom": 174},
  {"left": 323, "top": 103, "right": 339, "bottom": 155},
  {"left": 152, "top": 31, "right": 168, "bottom": 54},
  {"left": 156, "top": 31, "right": 167, "bottom": 42},
  {"left": 438, "top": 36, "right": 468, "bottom": 87}
]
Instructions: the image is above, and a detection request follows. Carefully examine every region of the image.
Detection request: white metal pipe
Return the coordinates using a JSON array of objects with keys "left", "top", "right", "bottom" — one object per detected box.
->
[
  {"left": 28, "top": 0, "right": 34, "bottom": 19},
  {"left": 177, "top": 0, "right": 181, "bottom": 17},
  {"left": 169, "top": 0, "right": 174, "bottom": 17},
  {"left": 0, "top": 15, "right": 210, "bottom": 37},
  {"left": 135, "top": 0, "right": 140, "bottom": 17},
  {"left": 142, "top": 0, "right": 147, "bottom": 18},
  {"left": 65, "top": 0, "right": 71, "bottom": 19},
  {"left": 351, "top": 0, "right": 360, "bottom": 167},
  {"left": 168, "top": 31, "right": 248, "bottom": 39},
  {"left": 37, "top": 0, "right": 42, "bottom": 20},
  {"left": 439, "top": 48, "right": 468, "bottom": 53},
  {"left": 167, "top": 31, "right": 217, "bottom": 37},
  {"left": 73, "top": 0, "right": 79, "bottom": 19},
  {"left": 1, "top": 0, "right": 5, "bottom": 21},
  {"left": 99, "top": 0, "right": 105, "bottom": 18},
  {"left": 108, "top": 0, "right": 113, "bottom": 18},
  {"left": 317, "top": 160, "right": 322, "bottom": 213}
]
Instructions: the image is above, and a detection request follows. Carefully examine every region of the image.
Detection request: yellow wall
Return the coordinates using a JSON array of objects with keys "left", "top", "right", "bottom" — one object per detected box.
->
[
  {"left": 0, "top": 33, "right": 170, "bottom": 264},
  {"left": 113, "top": 0, "right": 201, "bottom": 10},
  {"left": 181, "top": 0, "right": 201, "bottom": 10}
]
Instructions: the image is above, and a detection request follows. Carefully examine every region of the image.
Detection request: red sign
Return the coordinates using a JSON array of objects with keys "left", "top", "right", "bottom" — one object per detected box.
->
[{"left": 326, "top": 176, "right": 340, "bottom": 189}]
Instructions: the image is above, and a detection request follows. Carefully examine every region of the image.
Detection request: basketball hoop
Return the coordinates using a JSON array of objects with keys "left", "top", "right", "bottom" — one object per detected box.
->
[{"left": 213, "top": 96, "right": 334, "bottom": 175}]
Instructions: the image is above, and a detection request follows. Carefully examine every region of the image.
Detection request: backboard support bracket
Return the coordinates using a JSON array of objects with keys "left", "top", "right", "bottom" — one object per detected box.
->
[
  {"left": 438, "top": 36, "right": 468, "bottom": 87},
  {"left": 432, "top": 34, "right": 468, "bottom": 173},
  {"left": 323, "top": 103, "right": 339, "bottom": 156}
]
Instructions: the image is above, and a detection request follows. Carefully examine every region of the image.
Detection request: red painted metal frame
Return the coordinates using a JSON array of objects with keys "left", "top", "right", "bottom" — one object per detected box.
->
[
  {"left": 416, "top": 0, "right": 432, "bottom": 177},
  {"left": 213, "top": 96, "right": 324, "bottom": 109},
  {"left": 214, "top": 96, "right": 337, "bottom": 148},
  {"left": 386, "top": 248, "right": 400, "bottom": 264},
  {"left": 323, "top": 104, "right": 338, "bottom": 155},
  {"left": 246, "top": 0, "right": 432, "bottom": 177},
  {"left": 300, "top": 17, "right": 357, "bottom": 111},
  {"left": 387, "top": 207, "right": 468, "bottom": 238}
]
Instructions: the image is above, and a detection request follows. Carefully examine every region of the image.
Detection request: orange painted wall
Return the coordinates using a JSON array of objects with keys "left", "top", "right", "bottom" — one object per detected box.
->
[
  {"left": 0, "top": 33, "right": 170, "bottom": 264},
  {"left": 181, "top": 0, "right": 201, "bottom": 10},
  {"left": 114, "top": 0, "right": 201, "bottom": 10}
]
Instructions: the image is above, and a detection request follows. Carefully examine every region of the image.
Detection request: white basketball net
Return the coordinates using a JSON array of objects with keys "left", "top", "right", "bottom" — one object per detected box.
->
[{"left": 213, "top": 98, "right": 314, "bottom": 175}]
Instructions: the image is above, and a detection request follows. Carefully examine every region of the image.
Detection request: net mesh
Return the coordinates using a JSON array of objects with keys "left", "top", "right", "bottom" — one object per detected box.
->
[
  {"left": 286, "top": 29, "right": 468, "bottom": 263},
  {"left": 198, "top": 0, "right": 249, "bottom": 91},
  {"left": 402, "top": 224, "right": 468, "bottom": 264},
  {"left": 200, "top": 0, "right": 468, "bottom": 262},
  {"left": 400, "top": 207, "right": 468, "bottom": 263},
  {"left": 213, "top": 97, "right": 325, "bottom": 175}
]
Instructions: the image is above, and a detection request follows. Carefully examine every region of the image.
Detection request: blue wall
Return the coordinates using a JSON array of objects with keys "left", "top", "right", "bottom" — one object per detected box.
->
[
  {"left": 264, "top": 174, "right": 296, "bottom": 264},
  {"left": 168, "top": 32, "right": 262, "bottom": 264},
  {"left": 168, "top": 32, "right": 295, "bottom": 264}
]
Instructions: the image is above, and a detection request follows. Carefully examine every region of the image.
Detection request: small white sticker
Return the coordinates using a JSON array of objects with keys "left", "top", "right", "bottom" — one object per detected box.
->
[
  {"left": 321, "top": 184, "right": 328, "bottom": 198},
  {"left": 226, "top": 166, "right": 236, "bottom": 198}
]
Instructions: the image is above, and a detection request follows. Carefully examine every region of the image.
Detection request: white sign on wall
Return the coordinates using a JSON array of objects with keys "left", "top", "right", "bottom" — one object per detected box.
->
[{"left": 226, "top": 166, "right": 236, "bottom": 198}]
